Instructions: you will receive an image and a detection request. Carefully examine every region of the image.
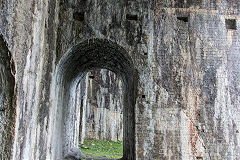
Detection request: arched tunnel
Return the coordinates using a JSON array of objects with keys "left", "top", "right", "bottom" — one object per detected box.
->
[{"left": 49, "top": 39, "right": 138, "bottom": 160}]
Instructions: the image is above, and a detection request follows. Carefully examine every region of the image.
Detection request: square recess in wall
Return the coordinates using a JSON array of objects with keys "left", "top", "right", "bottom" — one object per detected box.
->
[
  {"left": 126, "top": 14, "right": 138, "bottom": 21},
  {"left": 73, "top": 12, "right": 85, "bottom": 21},
  {"left": 177, "top": 16, "right": 188, "bottom": 22},
  {"left": 225, "top": 19, "right": 237, "bottom": 30},
  {"left": 89, "top": 75, "right": 95, "bottom": 79}
]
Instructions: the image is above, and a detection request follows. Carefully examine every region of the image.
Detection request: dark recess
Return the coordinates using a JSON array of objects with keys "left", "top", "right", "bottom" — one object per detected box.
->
[
  {"left": 126, "top": 14, "right": 138, "bottom": 21},
  {"left": 89, "top": 75, "right": 95, "bottom": 79},
  {"left": 225, "top": 19, "right": 237, "bottom": 30},
  {"left": 142, "top": 95, "right": 146, "bottom": 99},
  {"left": 73, "top": 12, "right": 85, "bottom": 21},
  {"left": 177, "top": 17, "right": 188, "bottom": 22}
]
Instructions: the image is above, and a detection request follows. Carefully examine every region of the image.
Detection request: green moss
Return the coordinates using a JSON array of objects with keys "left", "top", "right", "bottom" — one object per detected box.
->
[{"left": 79, "top": 139, "right": 123, "bottom": 159}]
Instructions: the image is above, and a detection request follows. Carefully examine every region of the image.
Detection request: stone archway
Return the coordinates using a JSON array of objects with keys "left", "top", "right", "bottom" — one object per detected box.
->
[
  {"left": 0, "top": 35, "right": 15, "bottom": 160},
  {"left": 49, "top": 39, "right": 138, "bottom": 160}
]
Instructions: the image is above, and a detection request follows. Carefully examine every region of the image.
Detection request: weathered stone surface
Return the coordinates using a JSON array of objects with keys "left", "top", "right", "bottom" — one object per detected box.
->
[{"left": 0, "top": 0, "right": 240, "bottom": 160}]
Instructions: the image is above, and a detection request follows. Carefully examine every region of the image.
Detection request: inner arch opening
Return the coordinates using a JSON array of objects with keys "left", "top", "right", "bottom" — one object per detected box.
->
[
  {"left": 51, "top": 39, "right": 137, "bottom": 160},
  {"left": 78, "top": 68, "right": 123, "bottom": 159}
]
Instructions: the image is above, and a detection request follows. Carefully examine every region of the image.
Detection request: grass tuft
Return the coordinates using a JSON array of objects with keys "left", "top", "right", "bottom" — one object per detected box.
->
[{"left": 79, "top": 139, "right": 123, "bottom": 159}]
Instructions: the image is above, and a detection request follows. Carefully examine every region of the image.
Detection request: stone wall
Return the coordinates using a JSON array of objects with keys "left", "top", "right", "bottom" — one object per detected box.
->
[{"left": 0, "top": 0, "right": 240, "bottom": 159}]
